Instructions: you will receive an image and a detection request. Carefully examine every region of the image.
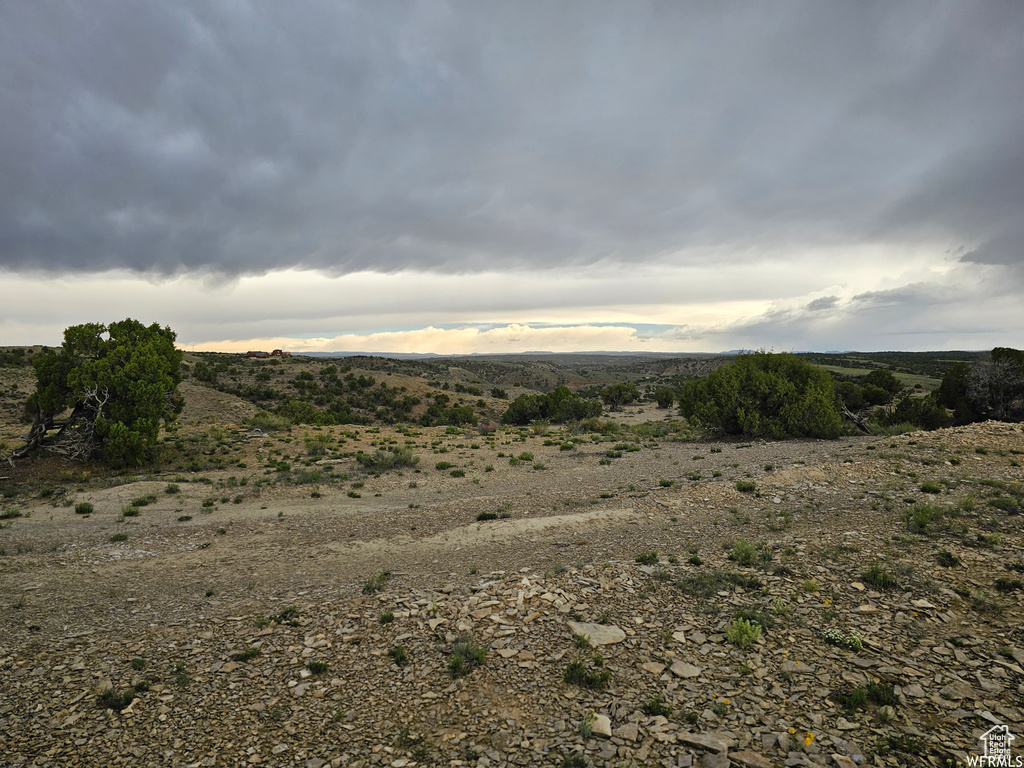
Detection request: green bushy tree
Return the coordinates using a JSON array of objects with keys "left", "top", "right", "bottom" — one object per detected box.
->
[
  {"left": 678, "top": 352, "right": 842, "bottom": 439},
  {"left": 22, "top": 319, "right": 183, "bottom": 467},
  {"left": 501, "top": 386, "right": 602, "bottom": 426},
  {"left": 653, "top": 387, "right": 675, "bottom": 409},
  {"left": 601, "top": 382, "right": 640, "bottom": 411}
]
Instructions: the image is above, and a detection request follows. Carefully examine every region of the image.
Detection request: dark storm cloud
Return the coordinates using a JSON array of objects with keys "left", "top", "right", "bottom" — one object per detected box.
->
[
  {"left": 2, "top": 1, "right": 1023, "bottom": 276},
  {"left": 805, "top": 296, "right": 839, "bottom": 312}
]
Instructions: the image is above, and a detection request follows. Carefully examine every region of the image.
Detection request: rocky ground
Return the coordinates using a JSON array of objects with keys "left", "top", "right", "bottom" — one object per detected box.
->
[{"left": 1, "top": 414, "right": 1023, "bottom": 768}]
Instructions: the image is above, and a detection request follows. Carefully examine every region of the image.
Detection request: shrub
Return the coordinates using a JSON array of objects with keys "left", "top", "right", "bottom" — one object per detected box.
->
[
  {"left": 679, "top": 352, "right": 842, "bottom": 439},
  {"left": 164, "top": 483, "right": 180, "bottom": 494},
  {"left": 728, "top": 539, "right": 758, "bottom": 566},
  {"left": 501, "top": 386, "right": 602, "bottom": 426},
  {"left": 564, "top": 659, "right": 610, "bottom": 690},
  {"left": 904, "top": 503, "right": 941, "bottom": 532},
  {"left": 448, "top": 634, "right": 486, "bottom": 678},
  {"left": 245, "top": 411, "right": 292, "bottom": 432},
  {"left": 96, "top": 687, "right": 135, "bottom": 712},
  {"left": 725, "top": 617, "right": 761, "bottom": 648},
  {"left": 389, "top": 645, "right": 408, "bottom": 666},
  {"left": 305, "top": 434, "right": 333, "bottom": 456},
  {"left": 920, "top": 481, "right": 942, "bottom": 494},
  {"left": 821, "top": 628, "right": 863, "bottom": 651},
  {"left": 363, "top": 571, "right": 391, "bottom": 594},
  {"left": 110, "top": 533, "right": 128, "bottom": 542},
  {"left": 74, "top": 502, "right": 94, "bottom": 515},
  {"left": 306, "top": 660, "right": 329, "bottom": 675},
  {"left": 861, "top": 562, "right": 898, "bottom": 590},
  {"left": 736, "top": 480, "right": 756, "bottom": 493},
  {"left": 635, "top": 550, "right": 658, "bottom": 565},
  {"left": 356, "top": 447, "right": 419, "bottom": 472}
]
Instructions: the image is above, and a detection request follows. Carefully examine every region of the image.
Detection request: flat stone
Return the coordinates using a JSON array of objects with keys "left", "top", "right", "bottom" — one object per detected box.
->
[
  {"left": 731, "top": 750, "right": 773, "bottom": 768},
  {"left": 615, "top": 722, "right": 639, "bottom": 742},
  {"left": 781, "top": 661, "right": 815, "bottom": 674},
  {"left": 567, "top": 621, "right": 626, "bottom": 645},
  {"left": 681, "top": 731, "right": 734, "bottom": 753},
  {"left": 904, "top": 683, "right": 926, "bottom": 698},
  {"left": 939, "top": 681, "right": 975, "bottom": 700},
  {"left": 850, "top": 582, "right": 865, "bottom": 591},
  {"left": 642, "top": 661, "right": 667, "bottom": 675},
  {"left": 836, "top": 717, "right": 858, "bottom": 730},
  {"left": 701, "top": 753, "right": 729, "bottom": 768},
  {"left": 854, "top": 604, "right": 877, "bottom": 613},
  {"left": 592, "top": 714, "right": 612, "bottom": 738},
  {"left": 831, "top": 756, "right": 858, "bottom": 768},
  {"left": 670, "top": 661, "right": 703, "bottom": 678},
  {"left": 911, "top": 599, "right": 936, "bottom": 609}
]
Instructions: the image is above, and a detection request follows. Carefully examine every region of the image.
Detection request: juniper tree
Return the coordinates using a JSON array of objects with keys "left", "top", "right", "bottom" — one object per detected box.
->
[{"left": 18, "top": 319, "right": 183, "bottom": 467}]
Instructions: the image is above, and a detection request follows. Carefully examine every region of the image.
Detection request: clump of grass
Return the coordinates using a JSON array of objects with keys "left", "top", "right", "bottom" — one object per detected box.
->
[
  {"left": 388, "top": 645, "right": 408, "bottom": 666},
  {"left": 165, "top": 483, "right": 181, "bottom": 494},
  {"left": 642, "top": 696, "right": 673, "bottom": 716},
  {"left": 564, "top": 659, "right": 610, "bottom": 690},
  {"left": 861, "top": 562, "right": 898, "bottom": 590},
  {"left": 736, "top": 480, "right": 756, "bottom": 493},
  {"left": 110, "top": 533, "right": 128, "bottom": 543},
  {"left": 936, "top": 550, "right": 960, "bottom": 567},
  {"left": 734, "top": 607, "right": 773, "bottom": 634},
  {"left": 362, "top": 570, "right": 391, "bottom": 594},
  {"left": 677, "top": 570, "right": 762, "bottom": 598},
  {"left": 305, "top": 434, "right": 333, "bottom": 457},
  {"left": 269, "top": 606, "right": 300, "bottom": 626},
  {"left": 121, "top": 505, "right": 140, "bottom": 517},
  {"left": 728, "top": 539, "right": 758, "bottom": 567},
  {"left": 130, "top": 657, "right": 148, "bottom": 671},
  {"left": 356, "top": 447, "right": 419, "bottom": 473},
  {"left": 920, "top": 481, "right": 942, "bottom": 494},
  {"left": 725, "top": 617, "right": 761, "bottom": 648},
  {"left": 306, "top": 660, "right": 329, "bottom": 675},
  {"left": 994, "top": 577, "right": 1022, "bottom": 593},
  {"left": 231, "top": 647, "right": 262, "bottom": 662},
  {"left": 659, "top": 479, "right": 674, "bottom": 488},
  {"left": 131, "top": 495, "right": 157, "bottom": 507},
  {"left": 635, "top": 550, "right": 658, "bottom": 565},
  {"left": 448, "top": 633, "right": 486, "bottom": 678},
  {"left": 96, "top": 687, "right": 135, "bottom": 711},
  {"left": 904, "top": 503, "right": 942, "bottom": 532},
  {"left": 833, "top": 680, "right": 896, "bottom": 711},
  {"left": 74, "top": 502, "right": 94, "bottom": 515},
  {"left": 379, "top": 611, "right": 394, "bottom": 624}
]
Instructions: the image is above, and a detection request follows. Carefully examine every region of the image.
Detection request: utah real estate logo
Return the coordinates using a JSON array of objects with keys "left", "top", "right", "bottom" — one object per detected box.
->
[{"left": 969, "top": 725, "right": 1021, "bottom": 767}]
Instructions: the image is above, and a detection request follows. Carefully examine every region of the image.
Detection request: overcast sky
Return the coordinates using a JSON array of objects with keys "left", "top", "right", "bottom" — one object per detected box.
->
[{"left": 2, "top": 1, "right": 1022, "bottom": 354}]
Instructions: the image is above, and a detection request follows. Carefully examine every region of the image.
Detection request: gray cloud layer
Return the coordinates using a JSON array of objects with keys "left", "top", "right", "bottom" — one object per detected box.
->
[{"left": 2, "top": 1, "right": 1022, "bottom": 277}]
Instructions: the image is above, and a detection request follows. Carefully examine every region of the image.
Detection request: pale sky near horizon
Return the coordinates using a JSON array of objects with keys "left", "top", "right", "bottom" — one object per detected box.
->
[{"left": 2, "top": 2, "right": 1023, "bottom": 354}]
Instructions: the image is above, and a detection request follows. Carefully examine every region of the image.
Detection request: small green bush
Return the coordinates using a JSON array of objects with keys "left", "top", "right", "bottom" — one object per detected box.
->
[
  {"left": 389, "top": 645, "right": 408, "bottom": 666},
  {"left": 448, "top": 634, "right": 486, "bottom": 678},
  {"left": 563, "top": 659, "right": 610, "bottom": 689},
  {"left": 725, "top": 617, "right": 761, "bottom": 648},
  {"left": 74, "top": 502, "right": 94, "bottom": 515},
  {"left": 736, "top": 480, "right": 756, "bottom": 493},
  {"left": 362, "top": 571, "right": 391, "bottom": 594},
  {"left": 728, "top": 539, "right": 758, "bottom": 566},
  {"left": 96, "top": 687, "right": 135, "bottom": 712},
  {"left": 861, "top": 562, "right": 898, "bottom": 590}
]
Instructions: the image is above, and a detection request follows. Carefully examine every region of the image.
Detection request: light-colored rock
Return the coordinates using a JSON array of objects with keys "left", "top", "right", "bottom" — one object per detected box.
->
[
  {"left": 592, "top": 714, "right": 612, "bottom": 738},
  {"left": 642, "top": 661, "right": 667, "bottom": 675},
  {"left": 670, "top": 660, "right": 703, "bottom": 678},
  {"left": 681, "top": 731, "right": 734, "bottom": 753},
  {"left": 615, "top": 722, "right": 639, "bottom": 742},
  {"left": 731, "top": 750, "right": 773, "bottom": 768},
  {"left": 567, "top": 621, "right": 626, "bottom": 645}
]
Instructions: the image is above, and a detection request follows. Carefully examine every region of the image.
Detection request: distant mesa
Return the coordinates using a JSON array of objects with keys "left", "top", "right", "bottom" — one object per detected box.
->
[{"left": 244, "top": 349, "right": 291, "bottom": 359}]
